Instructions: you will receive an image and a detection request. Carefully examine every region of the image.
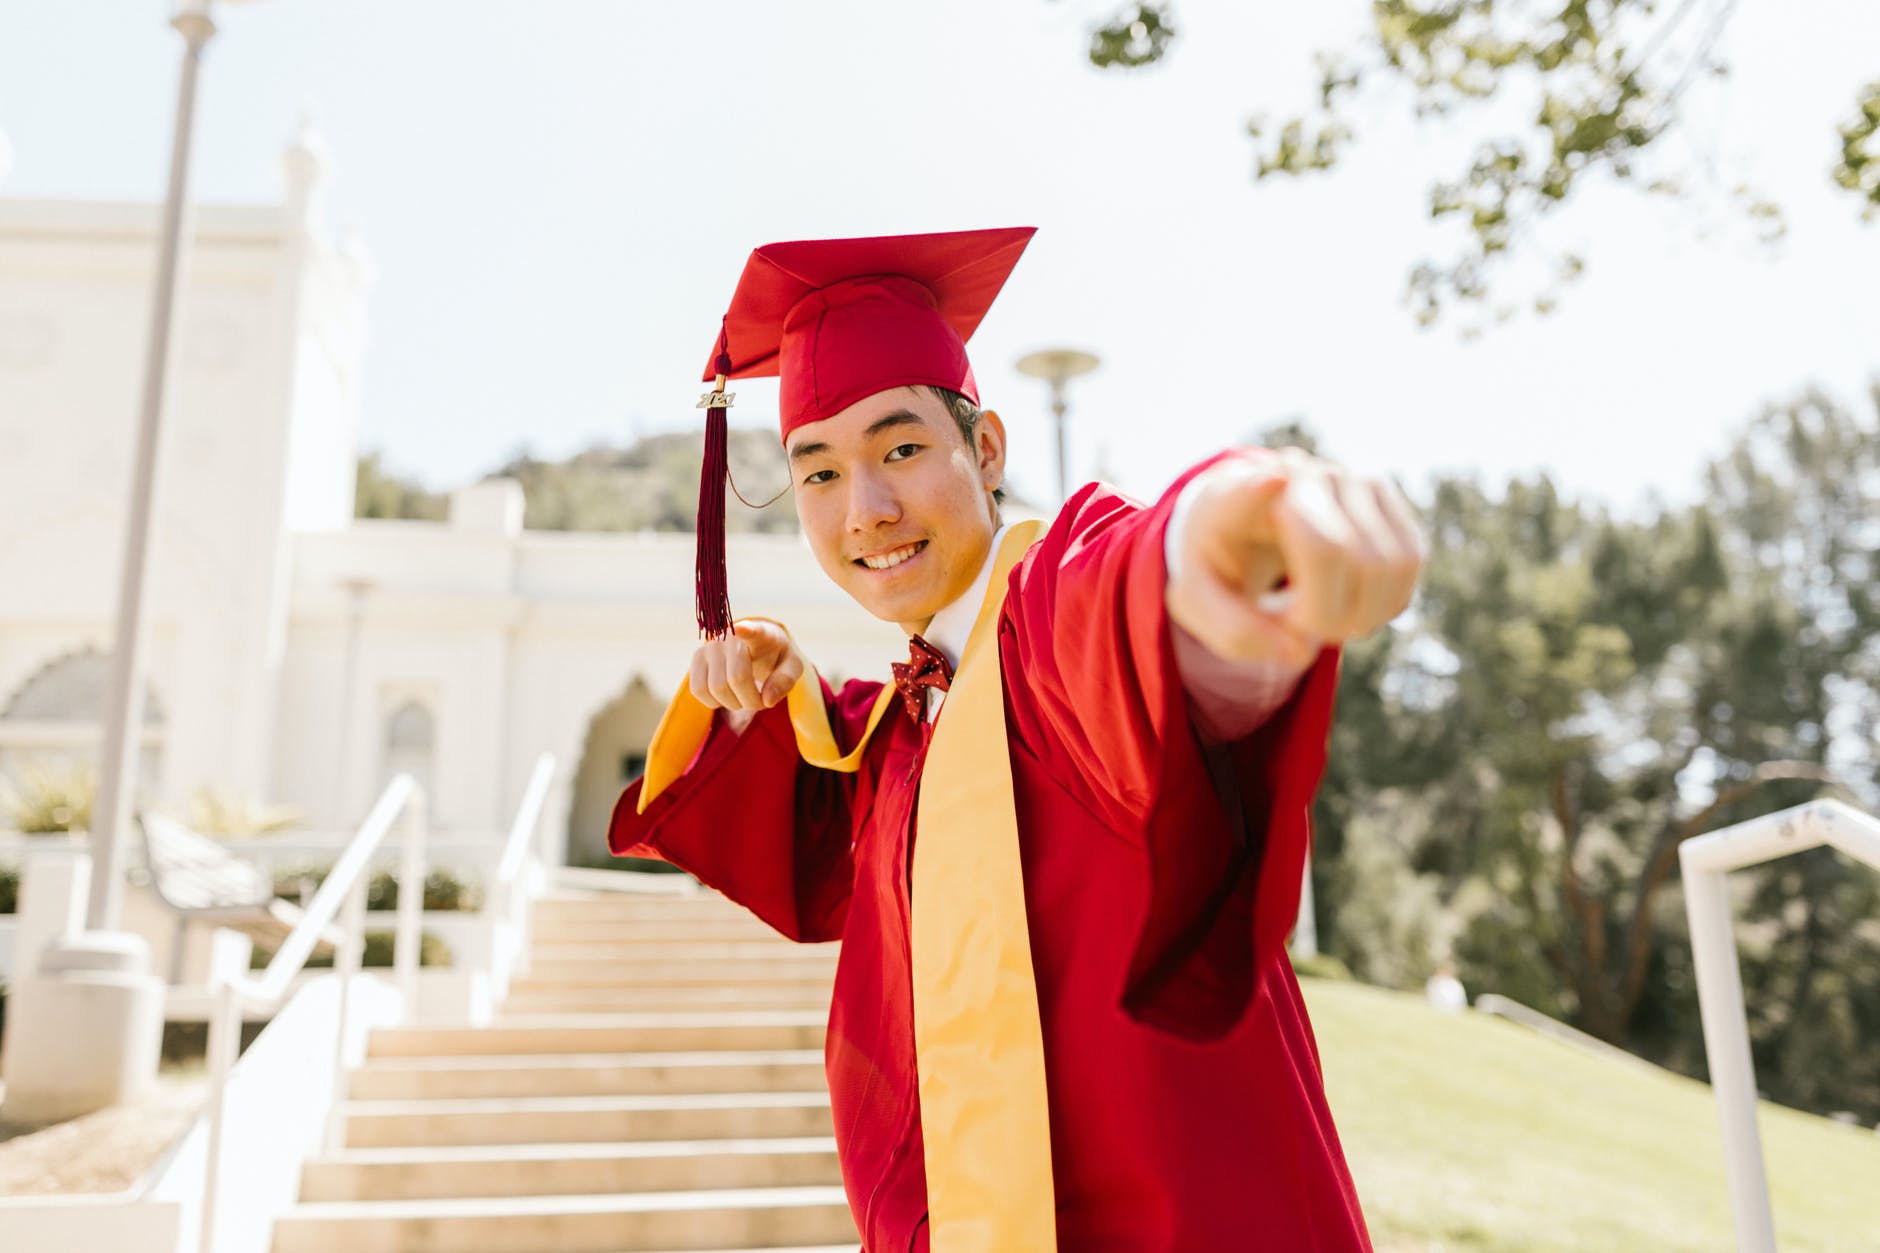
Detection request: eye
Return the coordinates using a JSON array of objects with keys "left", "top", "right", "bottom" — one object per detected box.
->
[
  {"left": 803, "top": 469, "right": 837, "bottom": 486},
  {"left": 885, "top": 443, "right": 922, "bottom": 462}
]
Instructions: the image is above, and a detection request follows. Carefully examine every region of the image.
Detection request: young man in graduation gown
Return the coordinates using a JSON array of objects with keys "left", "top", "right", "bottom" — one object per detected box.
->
[{"left": 608, "top": 226, "right": 1422, "bottom": 1252}]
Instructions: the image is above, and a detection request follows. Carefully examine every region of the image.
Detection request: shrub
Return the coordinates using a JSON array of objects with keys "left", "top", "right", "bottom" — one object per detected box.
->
[
  {"left": 250, "top": 928, "right": 453, "bottom": 970},
  {"left": 178, "top": 787, "right": 302, "bottom": 837},
  {"left": 270, "top": 864, "right": 482, "bottom": 911},
  {"left": 0, "top": 861, "right": 18, "bottom": 915},
  {"left": 1291, "top": 951, "right": 1355, "bottom": 982},
  {"left": 0, "top": 760, "right": 95, "bottom": 834}
]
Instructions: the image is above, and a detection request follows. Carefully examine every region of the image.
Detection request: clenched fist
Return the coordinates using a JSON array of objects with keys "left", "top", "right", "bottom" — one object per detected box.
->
[
  {"left": 688, "top": 619, "right": 806, "bottom": 715},
  {"left": 1166, "top": 448, "right": 1424, "bottom": 668}
]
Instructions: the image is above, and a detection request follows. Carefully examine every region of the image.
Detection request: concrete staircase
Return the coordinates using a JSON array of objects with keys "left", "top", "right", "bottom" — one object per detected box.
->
[{"left": 269, "top": 888, "right": 857, "bottom": 1253}]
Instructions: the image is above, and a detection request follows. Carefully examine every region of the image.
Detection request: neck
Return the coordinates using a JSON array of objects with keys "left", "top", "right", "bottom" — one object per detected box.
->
[{"left": 905, "top": 523, "right": 1008, "bottom": 665}]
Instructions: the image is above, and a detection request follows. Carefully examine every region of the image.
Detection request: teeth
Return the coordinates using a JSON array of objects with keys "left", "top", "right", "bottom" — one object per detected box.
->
[{"left": 861, "top": 543, "right": 922, "bottom": 571}]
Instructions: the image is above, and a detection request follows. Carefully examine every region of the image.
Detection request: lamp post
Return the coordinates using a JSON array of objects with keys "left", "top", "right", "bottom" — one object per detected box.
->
[
  {"left": 1015, "top": 348, "right": 1100, "bottom": 505},
  {"left": 88, "top": 0, "right": 224, "bottom": 931},
  {"left": 332, "top": 577, "right": 375, "bottom": 827}
]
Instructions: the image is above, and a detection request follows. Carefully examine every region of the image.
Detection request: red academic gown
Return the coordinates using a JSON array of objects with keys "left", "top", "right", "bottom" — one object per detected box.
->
[{"left": 609, "top": 459, "right": 1374, "bottom": 1252}]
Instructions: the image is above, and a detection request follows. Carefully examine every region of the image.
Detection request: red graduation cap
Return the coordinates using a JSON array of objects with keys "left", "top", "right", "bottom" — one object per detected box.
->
[{"left": 692, "top": 226, "right": 1038, "bottom": 637}]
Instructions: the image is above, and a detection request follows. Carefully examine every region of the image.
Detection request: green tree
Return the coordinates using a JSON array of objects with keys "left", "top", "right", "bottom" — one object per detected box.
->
[
  {"left": 488, "top": 430, "right": 797, "bottom": 534},
  {"left": 1081, "top": 2, "right": 1879, "bottom": 325},
  {"left": 354, "top": 451, "right": 447, "bottom": 521},
  {"left": 1300, "top": 388, "right": 1880, "bottom": 1119},
  {"left": 354, "top": 431, "right": 799, "bottom": 535}
]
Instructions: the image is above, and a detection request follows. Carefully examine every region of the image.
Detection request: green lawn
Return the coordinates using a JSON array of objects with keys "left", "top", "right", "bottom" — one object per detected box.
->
[{"left": 1302, "top": 979, "right": 1879, "bottom": 1253}]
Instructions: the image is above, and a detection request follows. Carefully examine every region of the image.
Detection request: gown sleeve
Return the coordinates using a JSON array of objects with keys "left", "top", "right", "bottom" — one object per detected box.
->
[
  {"left": 605, "top": 678, "right": 884, "bottom": 944},
  {"left": 999, "top": 452, "right": 1343, "bottom": 1040}
]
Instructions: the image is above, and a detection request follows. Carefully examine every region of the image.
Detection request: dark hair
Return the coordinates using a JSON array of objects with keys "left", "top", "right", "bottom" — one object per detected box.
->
[{"left": 925, "top": 386, "right": 1004, "bottom": 506}]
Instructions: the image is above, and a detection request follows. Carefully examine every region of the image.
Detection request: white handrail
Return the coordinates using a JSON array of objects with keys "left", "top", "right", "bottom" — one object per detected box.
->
[
  {"left": 1679, "top": 797, "right": 1880, "bottom": 1253},
  {"left": 1473, "top": 993, "right": 1665, "bottom": 1076},
  {"left": 244, "top": 775, "right": 413, "bottom": 1003},
  {"left": 197, "top": 772, "right": 428, "bottom": 1253},
  {"left": 496, "top": 753, "right": 556, "bottom": 889},
  {"left": 488, "top": 753, "right": 556, "bottom": 1000}
]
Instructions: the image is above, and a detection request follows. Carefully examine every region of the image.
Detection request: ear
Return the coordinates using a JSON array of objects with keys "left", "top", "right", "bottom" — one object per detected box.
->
[{"left": 976, "top": 408, "right": 1008, "bottom": 491}]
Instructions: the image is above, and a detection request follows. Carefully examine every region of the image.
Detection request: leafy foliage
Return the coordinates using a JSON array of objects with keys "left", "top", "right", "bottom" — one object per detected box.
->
[
  {"left": 1087, "top": 1, "right": 1176, "bottom": 68},
  {"left": 173, "top": 787, "right": 302, "bottom": 837},
  {"left": 270, "top": 862, "right": 484, "bottom": 912},
  {"left": 1082, "top": 2, "right": 1876, "bottom": 326},
  {"left": 487, "top": 429, "right": 797, "bottom": 535},
  {"left": 250, "top": 928, "right": 454, "bottom": 969},
  {"left": 0, "top": 759, "right": 96, "bottom": 833},
  {"left": 360, "top": 430, "right": 799, "bottom": 535},
  {"left": 1300, "top": 386, "right": 1880, "bottom": 1121},
  {"left": 355, "top": 451, "right": 447, "bottom": 521},
  {"left": 1834, "top": 79, "right": 1880, "bottom": 220}
]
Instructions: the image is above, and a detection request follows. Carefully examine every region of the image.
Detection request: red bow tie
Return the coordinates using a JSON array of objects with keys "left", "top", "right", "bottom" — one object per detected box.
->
[{"left": 891, "top": 634, "right": 953, "bottom": 723}]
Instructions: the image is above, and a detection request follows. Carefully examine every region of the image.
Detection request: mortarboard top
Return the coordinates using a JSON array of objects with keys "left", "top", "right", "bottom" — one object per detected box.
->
[
  {"left": 691, "top": 226, "right": 1038, "bottom": 637},
  {"left": 705, "top": 226, "right": 1039, "bottom": 440}
]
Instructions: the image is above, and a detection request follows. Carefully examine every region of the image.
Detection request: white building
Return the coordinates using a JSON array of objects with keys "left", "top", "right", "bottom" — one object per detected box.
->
[{"left": 0, "top": 128, "right": 900, "bottom": 869}]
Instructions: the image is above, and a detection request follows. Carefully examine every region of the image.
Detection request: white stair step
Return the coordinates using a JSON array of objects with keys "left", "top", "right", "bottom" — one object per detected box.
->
[
  {"left": 579, "top": 1241, "right": 861, "bottom": 1249},
  {"left": 349, "top": 1050, "right": 827, "bottom": 1100},
  {"left": 269, "top": 1185, "right": 855, "bottom": 1253},
  {"left": 523, "top": 959, "right": 838, "bottom": 986},
  {"left": 341, "top": 1091, "right": 834, "bottom": 1148},
  {"left": 531, "top": 920, "right": 786, "bottom": 943},
  {"left": 502, "top": 986, "right": 832, "bottom": 1014},
  {"left": 527, "top": 941, "right": 838, "bottom": 962},
  {"left": 532, "top": 893, "right": 751, "bottom": 919},
  {"left": 369, "top": 1011, "right": 826, "bottom": 1058},
  {"left": 300, "top": 1136, "right": 841, "bottom": 1201},
  {"left": 468, "top": 1246, "right": 861, "bottom": 1252}
]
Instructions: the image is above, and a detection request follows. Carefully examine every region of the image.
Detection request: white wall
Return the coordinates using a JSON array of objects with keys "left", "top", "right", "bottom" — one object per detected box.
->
[
  {"left": 2, "top": 130, "right": 914, "bottom": 864},
  {"left": 278, "top": 518, "right": 905, "bottom": 844},
  {"left": 0, "top": 129, "right": 368, "bottom": 813}
]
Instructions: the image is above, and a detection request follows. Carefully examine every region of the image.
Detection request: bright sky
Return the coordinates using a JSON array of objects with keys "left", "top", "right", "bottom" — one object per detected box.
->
[{"left": 2, "top": 0, "right": 1875, "bottom": 514}]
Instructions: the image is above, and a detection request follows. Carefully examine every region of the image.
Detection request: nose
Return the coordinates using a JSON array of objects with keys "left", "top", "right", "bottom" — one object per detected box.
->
[{"left": 845, "top": 467, "right": 901, "bottom": 535}]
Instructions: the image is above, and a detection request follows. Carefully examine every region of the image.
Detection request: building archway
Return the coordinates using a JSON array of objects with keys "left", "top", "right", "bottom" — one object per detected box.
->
[
  {"left": 0, "top": 646, "right": 165, "bottom": 795},
  {"left": 380, "top": 698, "right": 436, "bottom": 804},
  {"left": 566, "top": 677, "right": 668, "bottom": 869}
]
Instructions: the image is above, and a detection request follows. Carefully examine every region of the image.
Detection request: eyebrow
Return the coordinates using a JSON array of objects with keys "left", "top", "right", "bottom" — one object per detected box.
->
[{"left": 788, "top": 410, "right": 930, "bottom": 462}]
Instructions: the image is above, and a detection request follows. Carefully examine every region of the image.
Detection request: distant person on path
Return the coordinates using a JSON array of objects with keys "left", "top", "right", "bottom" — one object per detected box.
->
[
  {"left": 1426, "top": 960, "right": 1469, "bottom": 1013},
  {"left": 609, "top": 227, "right": 1423, "bottom": 1252}
]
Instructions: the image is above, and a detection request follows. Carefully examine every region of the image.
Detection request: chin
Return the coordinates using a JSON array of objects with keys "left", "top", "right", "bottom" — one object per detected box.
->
[{"left": 850, "top": 584, "right": 945, "bottom": 627}]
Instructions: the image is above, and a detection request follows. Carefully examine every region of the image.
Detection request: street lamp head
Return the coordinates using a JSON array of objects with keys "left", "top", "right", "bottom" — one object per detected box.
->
[
  {"left": 1015, "top": 348, "right": 1101, "bottom": 386},
  {"left": 1015, "top": 348, "right": 1101, "bottom": 505}
]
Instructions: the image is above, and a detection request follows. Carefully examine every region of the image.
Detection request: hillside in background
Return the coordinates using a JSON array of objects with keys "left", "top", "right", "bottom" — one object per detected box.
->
[
  {"left": 357, "top": 429, "right": 797, "bottom": 534},
  {"left": 1304, "top": 980, "right": 1876, "bottom": 1251}
]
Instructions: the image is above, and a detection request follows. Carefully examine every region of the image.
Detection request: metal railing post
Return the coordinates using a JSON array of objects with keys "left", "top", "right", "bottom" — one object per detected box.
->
[
  {"left": 1679, "top": 799, "right": 1880, "bottom": 1253},
  {"left": 394, "top": 787, "right": 427, "bottom": 1019},
  {"left": 1680, "top": 862, "right": 1776, "bottom": 1253},
  {"left": 198, "top": 978, "right": 241, "bottom": 1253},
  {"left": 326, "top": 873, "right": 367, "bottom": 1154},
  {"left": 490, "top": 754, "right": 556, "bottom": 1003}
]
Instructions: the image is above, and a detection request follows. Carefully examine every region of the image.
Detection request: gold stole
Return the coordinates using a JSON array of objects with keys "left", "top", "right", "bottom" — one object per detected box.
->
[{"left": 638, "top": 520, "right": 1056, "bottom": 1251}]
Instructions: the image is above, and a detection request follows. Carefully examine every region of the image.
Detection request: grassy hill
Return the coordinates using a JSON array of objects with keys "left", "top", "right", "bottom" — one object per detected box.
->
[
  {"left": 1302, "top": 979, "right": 1878, "bottom": 1252},
  {"left": 358, "top": 430, "right": 798, "bottom": 534}
]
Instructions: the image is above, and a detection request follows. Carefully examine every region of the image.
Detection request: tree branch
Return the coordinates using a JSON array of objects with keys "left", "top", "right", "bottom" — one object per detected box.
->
[{"left": 1618, "top": 759, "right": 1844, "bottom": 1017}]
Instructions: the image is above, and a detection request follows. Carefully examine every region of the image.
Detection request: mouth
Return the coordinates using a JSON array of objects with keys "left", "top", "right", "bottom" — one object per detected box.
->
[{"left": 853, "top": 540, "right": 928, "bottom": 572}]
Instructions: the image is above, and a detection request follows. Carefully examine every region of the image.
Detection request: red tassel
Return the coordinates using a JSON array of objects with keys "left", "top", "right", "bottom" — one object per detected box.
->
[{"left": 695, "top": 352, "right": 734, "bottom": 639}]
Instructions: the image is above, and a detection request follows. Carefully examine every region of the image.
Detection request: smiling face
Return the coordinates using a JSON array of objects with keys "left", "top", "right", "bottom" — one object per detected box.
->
[{"left": 787, "top": 387, "right": 1006, "bottom": 632}]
